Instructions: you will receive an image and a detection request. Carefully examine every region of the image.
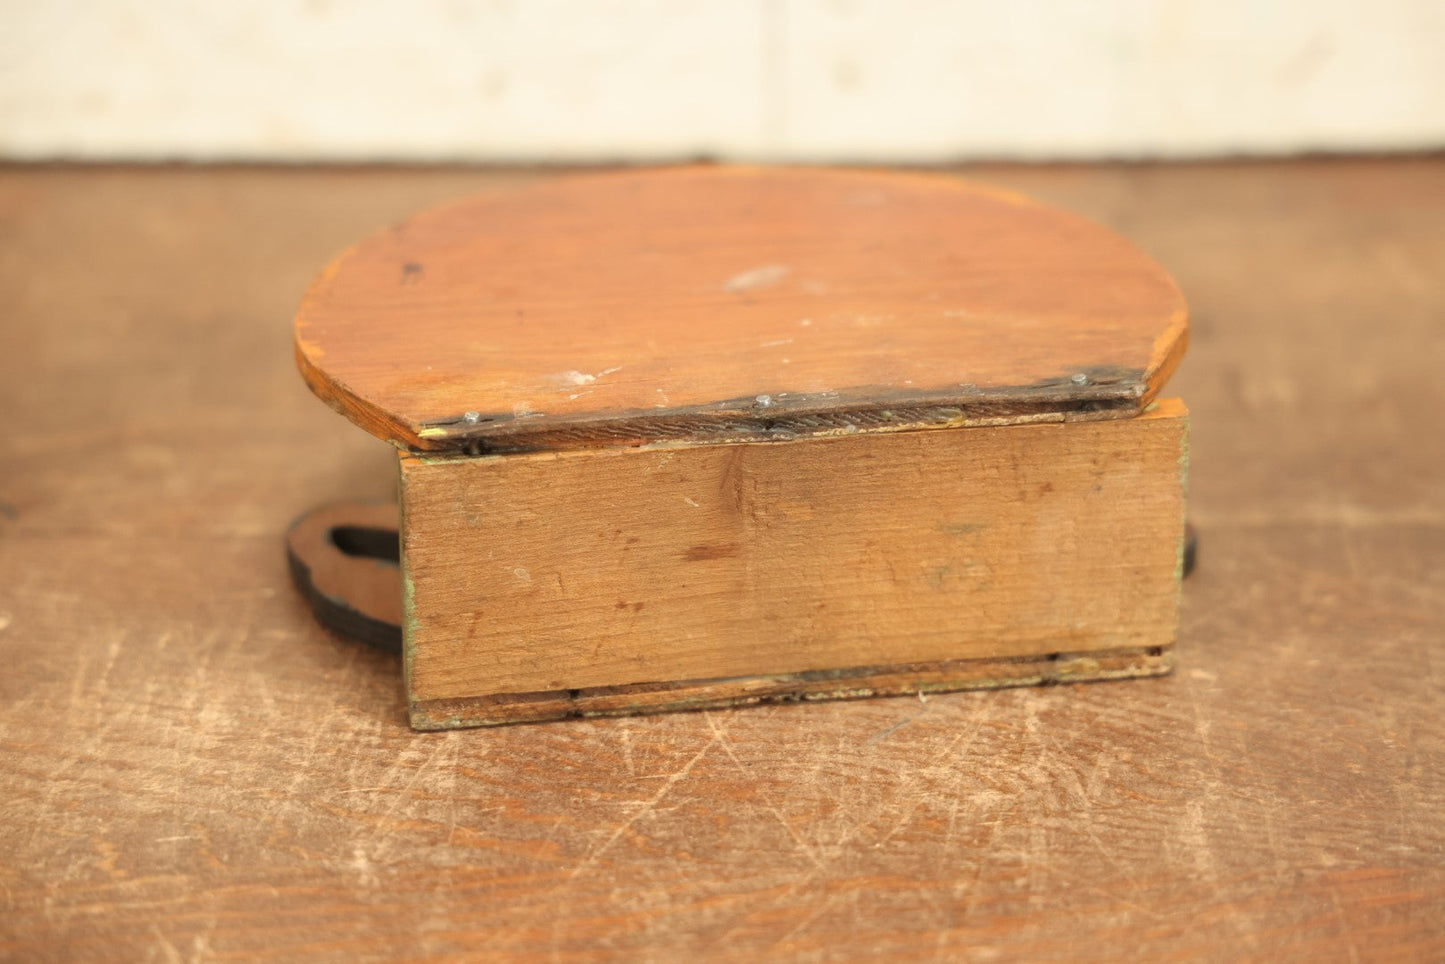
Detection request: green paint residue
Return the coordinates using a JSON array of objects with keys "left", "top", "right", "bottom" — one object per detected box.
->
[
  {"left": 1174, "top": 416, "right": 1191, "bottom": 583},
  {"left": 398, "top": 458, "right": 419, "bottom": 699}
]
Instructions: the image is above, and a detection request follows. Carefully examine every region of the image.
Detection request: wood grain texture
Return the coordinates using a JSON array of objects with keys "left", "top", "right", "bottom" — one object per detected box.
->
[
  {"left": 2, "top": 161, "right": 1444, "bottom": 962},
  {"left": 402, "top": 403, "right": 1186, "bottom": 719},
  {"left": 294, "top": 166, "right": 1188, "bottom": 452}
]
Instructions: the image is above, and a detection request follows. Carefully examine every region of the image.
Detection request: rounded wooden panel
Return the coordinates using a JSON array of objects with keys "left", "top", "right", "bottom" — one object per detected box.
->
[{"left": 295, "top": 166, "right": 1186, "bottom": 452}]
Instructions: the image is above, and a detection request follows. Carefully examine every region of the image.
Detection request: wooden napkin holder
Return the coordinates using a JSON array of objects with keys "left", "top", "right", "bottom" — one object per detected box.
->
[{"left": 292, "top": 167, "right": 1189, "bottom": 730}]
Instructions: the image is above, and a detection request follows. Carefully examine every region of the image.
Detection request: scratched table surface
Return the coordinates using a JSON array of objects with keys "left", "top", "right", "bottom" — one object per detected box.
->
[{"left": 2, "top": 160, "right": 1442, "bottom": 962}]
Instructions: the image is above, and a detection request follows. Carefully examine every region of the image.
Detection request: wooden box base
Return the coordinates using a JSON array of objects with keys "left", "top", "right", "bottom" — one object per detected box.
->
[{"left": 400, "top": 401, "right": 1188, "bottom": 730}]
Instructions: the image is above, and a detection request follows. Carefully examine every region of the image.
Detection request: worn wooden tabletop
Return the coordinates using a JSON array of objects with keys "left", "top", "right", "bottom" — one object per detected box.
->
[{"left": 2, "top": 160, "right": 1442, "bottom": 962}]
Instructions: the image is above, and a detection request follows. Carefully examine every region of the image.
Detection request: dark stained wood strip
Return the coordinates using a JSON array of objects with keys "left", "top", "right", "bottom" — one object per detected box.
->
[{"left": 410, "top": 647, "right": 1171, "bottom": 729}]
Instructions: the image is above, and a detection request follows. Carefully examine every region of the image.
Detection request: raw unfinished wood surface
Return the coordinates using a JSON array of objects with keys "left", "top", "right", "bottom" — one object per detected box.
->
[
  {"left": 2, "top": 161, "right": 1444, "bottom": 961},
  {"left": 403, "top": 403, "right": 1186, "bottom": 724},
  {"left": 295, "top": 166, "right": 1187, "bottom": 452}
]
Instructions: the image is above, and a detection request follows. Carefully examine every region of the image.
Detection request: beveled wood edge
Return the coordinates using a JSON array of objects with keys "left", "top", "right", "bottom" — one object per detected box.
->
[
  {"left": 299, "top": 340, "right": 1161, "bottom": 456},
  {"left": 297, "top": 334, "right": 1185, "bottom": 455},
  {"left": 1141, "top": 309, "right": 1190, "bottom": 408},
  {"left": 296, "top": 338, "right": 415, "bottom": 448},
  {"left": 407, "top": 646, "right": 1172, "bottom": 731}
]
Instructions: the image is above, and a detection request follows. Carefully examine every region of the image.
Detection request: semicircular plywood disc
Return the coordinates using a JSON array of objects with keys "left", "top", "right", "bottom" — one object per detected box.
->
[{"left": 296, "top": 166, "right": 1187, "bottom": 453}]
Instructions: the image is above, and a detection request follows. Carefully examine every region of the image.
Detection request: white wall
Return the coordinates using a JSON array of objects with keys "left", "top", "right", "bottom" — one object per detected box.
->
[{"left": 2, "top": 0, "right": 1442, "bottom": 162}]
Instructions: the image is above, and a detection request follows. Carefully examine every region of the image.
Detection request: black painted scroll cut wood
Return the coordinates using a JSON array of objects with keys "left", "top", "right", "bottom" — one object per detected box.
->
[{"left": 285, "top": 501, "right": 403, "bottom": 654}]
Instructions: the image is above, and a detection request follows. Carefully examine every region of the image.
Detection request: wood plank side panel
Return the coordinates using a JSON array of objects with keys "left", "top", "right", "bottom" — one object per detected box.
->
[{"left": 401, "top": 402, "right": 1187, "bottom": 712}]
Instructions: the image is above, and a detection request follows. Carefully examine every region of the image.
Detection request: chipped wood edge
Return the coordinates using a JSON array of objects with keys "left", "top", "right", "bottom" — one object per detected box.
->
[{"left": 407, "top": 646, "right": 1172, "bottom": 730}]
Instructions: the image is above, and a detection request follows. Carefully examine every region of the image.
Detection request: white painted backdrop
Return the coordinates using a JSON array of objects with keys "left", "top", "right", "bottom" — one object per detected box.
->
[{"left": 2, "top": 0, "right": 1442, "bottom": 161}]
